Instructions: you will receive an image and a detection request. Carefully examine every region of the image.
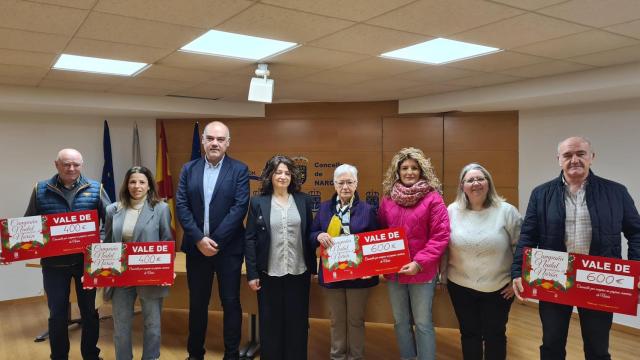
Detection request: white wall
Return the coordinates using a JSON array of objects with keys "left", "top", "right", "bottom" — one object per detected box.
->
[
  {"left": 0, "top": 112, "right": 156, "bottom": 301},
  {"left": 520, "top": 98, "right": 640, "bottom": 329}
]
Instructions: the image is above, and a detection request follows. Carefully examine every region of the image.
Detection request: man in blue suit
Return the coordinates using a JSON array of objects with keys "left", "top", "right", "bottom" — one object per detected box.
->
[{"left": 176, "top": 121, "right": 250, "bottom": 360}]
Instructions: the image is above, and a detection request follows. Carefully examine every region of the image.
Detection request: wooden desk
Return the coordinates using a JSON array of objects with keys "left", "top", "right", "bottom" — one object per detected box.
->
[{"left": 166, "top": 253, "right": 458, "bottom": 329}]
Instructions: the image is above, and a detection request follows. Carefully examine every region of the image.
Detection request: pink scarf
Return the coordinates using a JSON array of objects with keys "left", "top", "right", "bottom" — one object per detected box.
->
[{"left": 391, "top": 180, "right": 432, "bottom": 207}]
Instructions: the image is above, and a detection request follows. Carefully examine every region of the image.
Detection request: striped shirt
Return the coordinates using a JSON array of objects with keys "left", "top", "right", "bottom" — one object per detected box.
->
[{"left": 564, "top": 178, "right": 591, "bottom": 254}]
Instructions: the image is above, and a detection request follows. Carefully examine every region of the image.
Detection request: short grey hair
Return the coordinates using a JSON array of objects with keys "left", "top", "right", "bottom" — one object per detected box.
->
[
  {"left": 334, "top": 164, "right": 358, "bottom": 182},
  {"left": 454, "top": 163, "right": 504, "bottom": 209},
  {"left": 557, "top": 136, "right": 592, "bottom": 155}
]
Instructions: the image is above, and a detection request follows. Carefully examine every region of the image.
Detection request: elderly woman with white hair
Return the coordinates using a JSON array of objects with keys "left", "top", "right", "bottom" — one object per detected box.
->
[{"left": 311, "top": 164, "right": 379, "bottom": 360}]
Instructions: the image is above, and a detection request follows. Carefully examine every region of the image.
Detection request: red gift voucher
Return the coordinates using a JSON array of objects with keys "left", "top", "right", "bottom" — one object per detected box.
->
[
  {"left": 321, "top": 228, "right": 411, "bottom": 283},
  {"left": 1, "top": 210, "right": 99, "bottom": 263},
  {"left": 83, "top": 241, "right": 175, "bottom": 288},
  {"left": 522, "top": 247, "right": 640, "bottom": 315}
]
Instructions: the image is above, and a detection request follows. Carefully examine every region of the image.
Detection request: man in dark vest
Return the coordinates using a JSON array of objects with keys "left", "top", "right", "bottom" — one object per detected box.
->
[{"left": 25, "top": 148, "right": 110, "bottom": 360}]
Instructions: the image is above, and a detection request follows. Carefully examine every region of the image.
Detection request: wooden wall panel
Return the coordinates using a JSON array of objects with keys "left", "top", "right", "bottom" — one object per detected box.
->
[
  {"left": 265, "top": 101, "right": 397, "bottom": 119},
  {"left": 382, "top": 116, "right": 443, "bottom": 153},
  {"left": 444, "top": 151, "right": 518, "bottom": 187},
  {"left": 157, "top": 106, "right": 519, "bottom": 245},
  {"left": 225, "top": 117, "right": 381, "bottom": 152},
  {"left": 443, "top": 111, "right": 518, "bottom": 151},
  {"left": 443, "top": 111, "right": 519, "bottom": 206}
]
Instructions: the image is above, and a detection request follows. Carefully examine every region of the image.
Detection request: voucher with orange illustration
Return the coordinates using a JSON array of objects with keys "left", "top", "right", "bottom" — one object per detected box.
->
[
  {"left": 522, "top": 247, "right": 640, "bottom": 316},
  {"left": 1, "top": 210, "right": 99, "bottom": 263},
  {"left": 321, "top": 228, "right": 411, "bottom": 283},
  {"left": 82, "top": 241, "right": 174, "bottom": 288}
]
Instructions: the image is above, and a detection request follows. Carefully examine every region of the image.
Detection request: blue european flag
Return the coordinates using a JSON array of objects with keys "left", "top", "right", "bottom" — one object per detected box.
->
[
  {"left": 190, "top": 121, "right": 201, "bottom": 161},
  {"left": 101, "top": 120, "right": 116, "bottom": 202}
]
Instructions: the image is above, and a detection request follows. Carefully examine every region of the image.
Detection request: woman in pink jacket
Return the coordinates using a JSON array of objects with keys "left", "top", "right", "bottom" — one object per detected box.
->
[{"left": 378, "top": 147, "right": 450, "bottom": 360}]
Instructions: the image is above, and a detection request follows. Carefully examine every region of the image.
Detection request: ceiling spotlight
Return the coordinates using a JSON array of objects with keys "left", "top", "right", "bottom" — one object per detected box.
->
[{"left": 248, "top": 63, "right": 274, "bottom": 103}]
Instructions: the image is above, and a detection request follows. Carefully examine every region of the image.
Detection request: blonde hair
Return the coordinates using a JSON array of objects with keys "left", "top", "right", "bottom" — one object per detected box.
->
[
  {"left": 382, "top": 147, "right": 442, "bottom": 196},
  {"left": 453, "top": 163, "right": 504, "bottom": 209}
]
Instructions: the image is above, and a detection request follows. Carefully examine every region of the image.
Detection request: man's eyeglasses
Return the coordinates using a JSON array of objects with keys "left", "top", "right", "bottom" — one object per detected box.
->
[
  {"left": 463, "top": 177, "right": 487, "bottom": 184},
  {"left": 336, "top": 180, "right": 357, "bottom": 188}
]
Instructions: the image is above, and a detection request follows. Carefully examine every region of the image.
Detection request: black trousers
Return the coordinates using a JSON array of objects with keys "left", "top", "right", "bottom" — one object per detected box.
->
[
  {"left": 42, "top": 264, "right": 100, "bottom": 360},
  {"left": 539, "top": 301, "right": 612, "bottom": 360},
  {"left": 258, "top": 271, "right": 311, "bottom": 360},
  {"left": 186, "top": 252, "right": 242, "bottom": 360},
  {"left": 447, "top": 280, "right": 513, "bottom": 360}
]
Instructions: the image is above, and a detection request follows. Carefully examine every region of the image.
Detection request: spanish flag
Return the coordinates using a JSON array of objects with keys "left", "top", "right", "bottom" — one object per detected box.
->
[{"left": 156, "top": 121, "right": 177, "bottom": 239}]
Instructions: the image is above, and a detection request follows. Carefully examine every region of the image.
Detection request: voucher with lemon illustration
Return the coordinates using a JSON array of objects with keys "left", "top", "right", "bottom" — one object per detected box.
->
[
  {"left": 522, "top": 247, "right": 640, "bottom": 315},
  {"left": 0, "top": 210, "right": 99, "bottom": 263},
  {"left": 321, "top": 227, "right": 411, "bottom": 283},
  {"left": 82, "top": 241, "right": 174, "bottom": 288}
]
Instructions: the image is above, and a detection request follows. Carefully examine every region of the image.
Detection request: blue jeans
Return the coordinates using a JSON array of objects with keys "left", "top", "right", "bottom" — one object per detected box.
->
[
  {"left": 387, "top": 279, "right": 437, "bottom": 360},
  {"left": 112, "top": 287, "right": 164, "bottom": 360},
  {"left": 42, "top": 264, "right": 100, "bottom": 360}
]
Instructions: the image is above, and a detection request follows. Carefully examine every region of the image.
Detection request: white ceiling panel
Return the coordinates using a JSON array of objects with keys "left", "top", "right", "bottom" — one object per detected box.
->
[
  {"left": 95, "top": 0, "right": 254, "bottom": 28},
  {"left": 451, "top": 13, "right": 588, "bottom": 49},
  {"left": 513, "top": 30, "right": 638, "bottom": 59},
  {"left": 0, "top": 64, "right": 50, "bottom": 79},
  {"left": 310, "top": 24, "right": 428, "bottom": 56},
  {"left": 395, "top": 66, "right": 481, "bottom": 83},
  {"left": 0, "top": 0, "right": 88, "bottom": 35},
  {"left": 268, "top": 46, "right": 368, "bottom": 70},
  {"left": 158, "top": 51, "right": 253, "bottom": 72},
  {"left": 27, "top": 0, "right": 97, "bottom": 9},
  {"left": 64, "top": 38, "right": 173, "bottom": 63},
  {"left": 0, "top": 49, "right": 57, "bottom": 68},
  {"left": 489, "top": 0, "right": 569, "bottom": 11},
  {"left": 0, "top": 28, "right": 69, "bottom": 53},
  {"left": 39, "top": 79, "right": 113, "bottom": 91},
  {"left": 446, "top": 51, "right": 548, "bottom": 72},
  {"left": 45, "top": 69, "right": 129, "bottom": 85},
  {"left": 0, "top": 76, "right": 41, "bottom": 86},
  {"left": 443, "top": 72, "right": 523, "bottom": 87},
  {"left": 367, "top": 0, "right": 523, "bottom": 36},
  {"left": 570, "top": 44, "right": 640, "bottom": 67},
  {"left": 332, "top": 57, "right": 428, "bottom": 77},
  {"left": 538, "top": 0, "right": 640, "bottom": 28},
  {"left": 217, "top": 4, "right": 354, "bottom": 43},
  {"left": 0, "top": 0, "right": 638, "bottom": 103},
  {"left": 261, "top": 0, "right": 415, "bottom": 22},
  {"left": 499, "top": 60, "right": 593, "bottom": 78},
  {"left": 606, "top": 20, "right": 640, "bottom": 40},
  {"left": 299, "top": 70, "right": 376, "bottom": 86},
  {"left": 137, "top": 65, "right": 218, "bottom": 82},
  {"left": 76, "top": 12, "right": 203, "bottom": 49}
]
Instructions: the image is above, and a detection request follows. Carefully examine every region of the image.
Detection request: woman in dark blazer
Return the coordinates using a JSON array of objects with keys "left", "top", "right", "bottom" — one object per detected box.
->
[
  {"left": 104, "top": 166, "right": 173, "bottom": 360},
  {"left": 244, "top": 155, "right": 316, "bottom": 360}
]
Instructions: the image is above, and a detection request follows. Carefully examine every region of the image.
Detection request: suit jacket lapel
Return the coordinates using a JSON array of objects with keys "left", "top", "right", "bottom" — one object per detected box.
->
[
  {"left": 112, "top": 205, "right": 125, "bottom": 243},
  {"left": 211, "top": 156, "right": 231, "bottom": 204},
  {"left": 193, "top": 158, "right": 205, "bottom": 207},
  {"left": 132, "top": 202, "right": 153, "bottom": 242},
  {"left": 259, "top": 195, "right": 272, "bottom": 234}
]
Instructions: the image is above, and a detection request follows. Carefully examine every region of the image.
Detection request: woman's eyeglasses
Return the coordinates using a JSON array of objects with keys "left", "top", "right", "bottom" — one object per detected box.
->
[{"left": 463, "top": 177, "right": 487, "bottom": 184}]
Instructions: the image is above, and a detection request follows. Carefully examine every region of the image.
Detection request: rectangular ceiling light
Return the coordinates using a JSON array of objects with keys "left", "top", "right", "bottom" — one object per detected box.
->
[
  {"left": 180, "top": 29, "right": 298, "bottom": 61},
  {"left": 53, "top": 54, "right": 148, "bottom": 76},
  {"left": 380, "top": 38, "right": 501, "bottom": 65}
]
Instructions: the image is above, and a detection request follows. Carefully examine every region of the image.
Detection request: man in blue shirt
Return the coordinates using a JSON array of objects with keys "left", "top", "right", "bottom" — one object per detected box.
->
[{"left": 176, "top": 121, "right": 250, "bottom": 360}]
